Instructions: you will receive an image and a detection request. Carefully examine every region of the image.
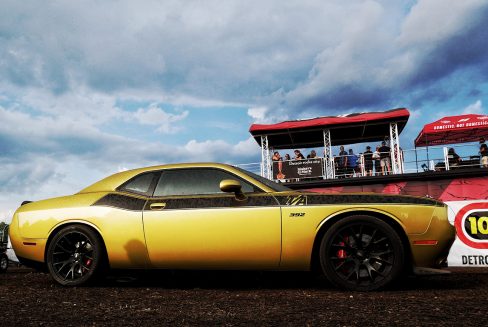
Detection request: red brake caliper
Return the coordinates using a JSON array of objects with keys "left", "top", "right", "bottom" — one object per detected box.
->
[{"left": 337, "top": 236, "right": 348, "bottom": 259}]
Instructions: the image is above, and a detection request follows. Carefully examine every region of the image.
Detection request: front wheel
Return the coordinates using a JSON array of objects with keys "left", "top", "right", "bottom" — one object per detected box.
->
[
  {"left": 0, "top": 253, "right": 8, "bottom": 273},
  {"left": 46, "top": 225, "right": 104, "bottom": 286},
  {"left": 320, "top": 215, "right": 405, "bottom": 291}
]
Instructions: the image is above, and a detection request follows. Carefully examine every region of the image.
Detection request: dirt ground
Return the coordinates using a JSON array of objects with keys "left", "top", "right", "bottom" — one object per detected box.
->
[{"left": 1, "top": 266, "right": 488, "bottom": 326}]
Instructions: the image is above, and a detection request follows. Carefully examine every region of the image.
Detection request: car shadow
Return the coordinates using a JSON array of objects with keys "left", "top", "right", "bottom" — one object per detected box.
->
[
  {"left": 102, "top": 270, "right": 325, "bottom": 290},
  {"left": 95, "top": 269, "right": 484, "bottom": 292}
]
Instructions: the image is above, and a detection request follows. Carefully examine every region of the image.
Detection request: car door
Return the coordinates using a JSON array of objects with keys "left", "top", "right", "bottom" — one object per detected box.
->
[{"left": 143, "top": 168, "right": 282, "bottom": 269}]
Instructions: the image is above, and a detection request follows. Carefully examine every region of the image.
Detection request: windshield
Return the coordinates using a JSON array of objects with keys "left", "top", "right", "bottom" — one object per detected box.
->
[{"left": 233, "top": 166, "right": 292, "bottom": 192}]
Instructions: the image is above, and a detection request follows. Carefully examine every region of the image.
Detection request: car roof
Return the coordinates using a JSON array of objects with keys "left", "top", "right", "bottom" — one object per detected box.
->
[{"left": 78, "top": 163, "right": 274, "bottom": 194}]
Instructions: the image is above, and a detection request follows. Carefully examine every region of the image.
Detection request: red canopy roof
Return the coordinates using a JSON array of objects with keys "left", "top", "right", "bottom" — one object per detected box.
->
[
  {"left": 249, "top": 108, "right": 410, "bottom": 149},
  {"left": 414, "top": 114, "right": 488, "bottom": 147}
]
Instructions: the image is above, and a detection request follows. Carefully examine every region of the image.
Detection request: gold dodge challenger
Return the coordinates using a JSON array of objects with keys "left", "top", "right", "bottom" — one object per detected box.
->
[{"left": 10, "top": 163, "right": 455, "bottom": 291}]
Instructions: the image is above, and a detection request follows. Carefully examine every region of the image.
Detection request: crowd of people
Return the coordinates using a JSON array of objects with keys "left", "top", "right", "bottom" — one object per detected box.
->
[
  {"left": 439, "top": 137, "right": 488, "bottom": 170},
  {"left": 271, "top": 137, "right": 488, "bottom": 180},
  {"left": 272, "top": 149, "right": 319, "bottom": 162},
  {"left": 334, "top": 141, "right": 393, "bottom": 177},
  {"left": 271, "top": 141, "right": 396, "bottom": 178}
]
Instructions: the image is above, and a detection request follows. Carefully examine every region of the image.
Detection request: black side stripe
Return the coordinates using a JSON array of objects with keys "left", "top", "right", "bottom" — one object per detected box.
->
[
  {"left": 92, "top": 193, "right": 279, "bottom": 211},
  {"left": 145, "top": 195, "right": 278, "bottom": 210},
  {"left": 92, "top": 194, "right": 146, "bottom": 211},
  {"left": 275, "top": 194, "right": 443, "bottom": 206}
]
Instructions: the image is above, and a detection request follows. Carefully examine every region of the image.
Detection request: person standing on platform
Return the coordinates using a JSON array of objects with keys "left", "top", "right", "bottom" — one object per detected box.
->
[
  {"left": 447, "top": 148, "right": 461, "bottom": 169},
  {"left": 480, "top": 143, "right": 488, "bottom": 168},
  {"left": 379, "top": 141, "right": 391, "bottom": 175},
  {"left": 363, "top": 146, "right": 373, "bottom": 176},
  {"left": 373, "top": 146, "right": 381, "bottom": 175},
  {"left": 272, "top": 151, "right": 282, "bottom": 161},
  {"left": 347, "top": 149, "right": 358, "bottom": 177},
  {"left": 294, "top": 149, "right": 305, "bottom": 160}
]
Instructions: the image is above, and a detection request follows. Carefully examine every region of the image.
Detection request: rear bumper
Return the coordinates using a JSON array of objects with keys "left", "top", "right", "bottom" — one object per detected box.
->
[
  {"left": 9, "top": 213, "right": 47, "bottom": 264},
  {"left": 410, "top": 206, "right": 456, "bottom": 269},
  {"left": 16, "top": 255, "right": 46, "bottom": 272}
]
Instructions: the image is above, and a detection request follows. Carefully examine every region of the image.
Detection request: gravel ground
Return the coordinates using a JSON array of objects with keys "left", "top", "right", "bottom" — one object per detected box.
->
[{"left": 1, "top": 267, "right": 488, "bottom": 326}]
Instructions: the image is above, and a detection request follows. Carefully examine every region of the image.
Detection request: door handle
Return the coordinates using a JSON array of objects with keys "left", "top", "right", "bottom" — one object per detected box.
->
[{"left": 150, "top": 202, "right": 166, "bottom": 210}]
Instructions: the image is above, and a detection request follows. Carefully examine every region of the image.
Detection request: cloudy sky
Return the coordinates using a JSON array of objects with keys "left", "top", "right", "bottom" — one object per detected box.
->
[{"left": 1, "top": 0, "right": 488, "bottom": 221}]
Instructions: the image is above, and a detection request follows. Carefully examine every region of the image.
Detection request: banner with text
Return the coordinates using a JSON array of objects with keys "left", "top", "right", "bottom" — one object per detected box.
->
[
  {"left": 273, "top": 159, "right": 324, "bottom": 180},
  {"left": 446, "top": 200, "right": 488, "bottom": 267}
]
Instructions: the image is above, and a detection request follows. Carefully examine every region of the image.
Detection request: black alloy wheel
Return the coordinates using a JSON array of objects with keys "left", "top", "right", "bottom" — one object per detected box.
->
[
  {"left": 320, "top": 215, "right": 405, "bottom": 291},
  {"left": 0, "top": 253, "right": 8, "bottom": 273},
  {"left": 46, "top": 225, "right": 104, "bottom": 286}
]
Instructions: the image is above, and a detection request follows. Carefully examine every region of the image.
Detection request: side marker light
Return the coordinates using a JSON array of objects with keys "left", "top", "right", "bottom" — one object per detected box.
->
[{"left": 413, "top": 240, "right": 438, "bottom": 245}]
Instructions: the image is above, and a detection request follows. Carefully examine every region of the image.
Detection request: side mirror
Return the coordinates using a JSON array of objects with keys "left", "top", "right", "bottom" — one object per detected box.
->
[{"left": 220, "top": 179, "right": 247, "bottom": 201}]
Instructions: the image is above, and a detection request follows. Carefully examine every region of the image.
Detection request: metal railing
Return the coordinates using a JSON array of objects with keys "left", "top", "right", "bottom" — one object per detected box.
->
[
  {"left": 234, "top": 162, "right": 261, "bottom": 175},
  {"left": 236, "top": 142, "right": 486, "bottom": 182}
]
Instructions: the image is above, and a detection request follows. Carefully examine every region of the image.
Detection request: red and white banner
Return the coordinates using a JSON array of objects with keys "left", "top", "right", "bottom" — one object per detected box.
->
[{"left": 446, "top": 200, "right": 488, "bottom": 266}]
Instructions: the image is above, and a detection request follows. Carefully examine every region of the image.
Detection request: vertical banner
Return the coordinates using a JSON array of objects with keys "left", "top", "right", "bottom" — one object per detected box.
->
[{"left": 446, "top": 201, "right": 488, "bottom": 267}]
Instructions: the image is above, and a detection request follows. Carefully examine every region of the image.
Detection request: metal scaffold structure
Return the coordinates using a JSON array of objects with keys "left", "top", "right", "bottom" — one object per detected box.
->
[
  {"left": 323, "top": 129, "right": 334, "bottom": 179},
  {"left": 260, "top": 135, "right": 272, "bottom": 180},
  {"left": 389, "top": 122, "right": 403, "bottom": 174},
  {"left": 249, "top": 108, "right": 410, "bottom": 181}
]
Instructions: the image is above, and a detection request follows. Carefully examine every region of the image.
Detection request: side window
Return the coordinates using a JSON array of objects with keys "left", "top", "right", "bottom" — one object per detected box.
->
[
  {"left": 118, "top": 172, "right": 157, "bottom": 195},
  {"left": 153, "top": 169, "right": 257, "bottom": 197}
]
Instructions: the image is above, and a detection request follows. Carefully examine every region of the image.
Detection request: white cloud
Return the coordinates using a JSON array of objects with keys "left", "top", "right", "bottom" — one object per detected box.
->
[
  {"left": 462, "top": 100, "right": 483, "bottom": 114},
  {"left": 247, "top": 106, "right": 289, "bottom": 124},
  {"left": 232, "top": 137, "right": 261, "bottom": 159},
  {"left": 183, "top": 137, "right": 260, "bottom": 163},
  {"left": 0, "top": 209, "right": 14, "bottom": 224},
  {"left": 131, "top": 104, "right": 189, "bottom": 134},
  {"left": 0, "top": 156, "right": 59, "bottom": 196},
  {"left": 397, "top": 0, "right": 485, "bottom": 47},
  {"left": 248, "top": 106, "right": 269, "bottom": 123},
  {"left": 3, "top": 86, "right": 120, "bottom": 127}
]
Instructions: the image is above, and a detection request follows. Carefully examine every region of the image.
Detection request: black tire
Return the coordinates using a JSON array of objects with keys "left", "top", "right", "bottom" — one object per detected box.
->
[
  {"left": 46, "top": 225, "right": 104, "bottom": 286},
  {"left": 319, "top": 215, "right": 405, "bottom": 291},
  {"left": 0, "top": 253, "right": 8, "bottom": 273}
]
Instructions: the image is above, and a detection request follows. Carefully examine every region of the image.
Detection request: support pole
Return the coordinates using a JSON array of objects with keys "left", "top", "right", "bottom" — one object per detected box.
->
[
  {"left": 444, "top": 146, "right": 449, "bottom": 171},
  {"left": 415, "top": 147, "right": 419, "bottom": 173},
  {"left": 425, "top": 135, "right": 430, "bottom": 171},
  {"left": 323, "top": 129, "right": 334, "bottom": 179},
  {"left": 389, "top": 122, "right": 402, "bottom": 174},
  {"left": 260, "top": 135, "right": 272, "bottom": 179}
]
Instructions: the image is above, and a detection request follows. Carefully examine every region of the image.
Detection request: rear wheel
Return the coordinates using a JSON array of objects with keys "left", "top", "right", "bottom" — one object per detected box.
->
[
  {"left": 320, "top": 215, "right": 405, "bottom": 291},
  {"left": 0, "top": 253, "right": 8, "bottom": 273},
  {"left": 46, "top": 225, "right": 104, "bottom": 286}
]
